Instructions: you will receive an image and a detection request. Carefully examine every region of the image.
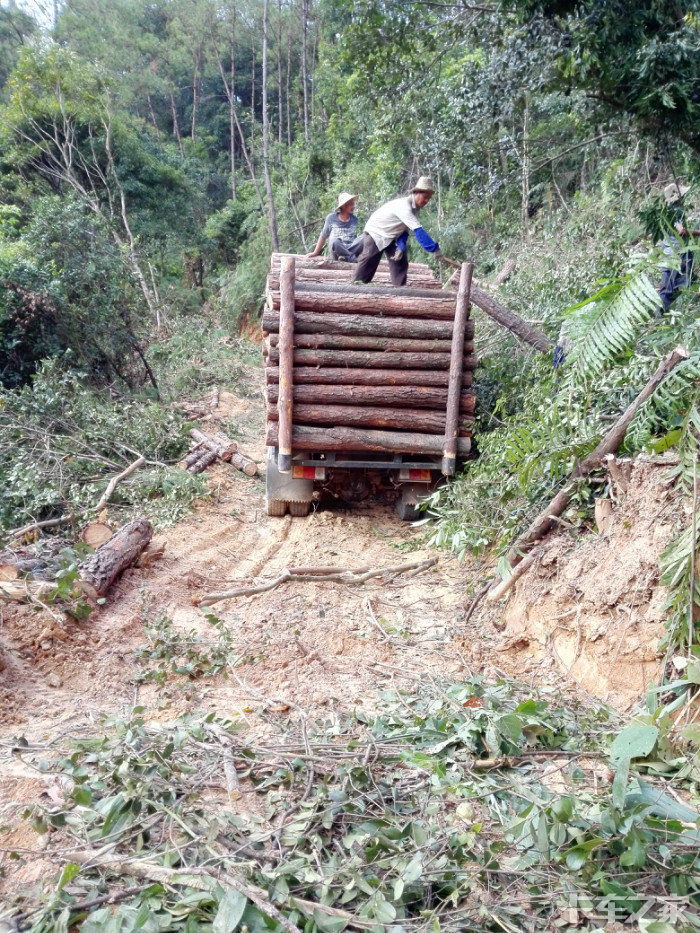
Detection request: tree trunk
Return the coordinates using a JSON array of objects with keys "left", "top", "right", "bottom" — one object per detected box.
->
[
  {"left": 266, "top": 382, "right": 476, "bottom": 411},
  {"left": 301, "top": 0, "right": 309, "bottom": 143},
  {"left": 521, "top": 96, "right": 530, "bottom": 244},
  {"left": 262, "top": 308, "right": 474, "bottom": 340},
  {"left": 250, "top": 27, "right": 256, "bottom": 161},
  {"left": 170, "top": 91, "right": 184, "bottom": 157},
  {"left": 191, "top": 45, "right": 202, "bottom": 142},
  {"left": 265, "top": 347, "right": 471, "bottom": 370},
  {"left": 277, "top": 0, "right": 283, "bottom": 156},
  {"left": 80, "top": 517, "right": 153, "bottom": 598},
  {"left": 262, "top": 0, "right": 280, "bottom": 249},
  {"left": 286, "top": 24, "right": 292, "bottom": 148},
  {"left": 265, "top": 366, "right": 474, "bottom": 389},
  {"left": 442, "top": 262, "right": 473, "bottom": 475},
  {"left": 267, "top": 402, "right": 474, "bottom": 434},
  {"left": 266, "top": 422, "right": 472, "bottom": 456},
  {"left": 230, "top": 13, "right": 237, "bottom": 200},
  {"left": 268, "top": 333, "right": 457, "bottom": 353}
]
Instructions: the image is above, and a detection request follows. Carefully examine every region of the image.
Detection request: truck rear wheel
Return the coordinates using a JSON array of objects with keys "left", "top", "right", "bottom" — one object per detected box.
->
[
  {"left": 395, "top": 498, "right": 421, "bottom": 522},
  {"left": 267, "top": 499, "right": 288, "bottom": 517},
  {"left": 288, "top": 501, "right": 311, "bottom": 517}
]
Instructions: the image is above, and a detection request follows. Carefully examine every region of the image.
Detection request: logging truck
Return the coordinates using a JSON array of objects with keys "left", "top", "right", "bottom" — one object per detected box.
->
[{"left": 262, "top": 253, "right": 476, "bottom": 520}]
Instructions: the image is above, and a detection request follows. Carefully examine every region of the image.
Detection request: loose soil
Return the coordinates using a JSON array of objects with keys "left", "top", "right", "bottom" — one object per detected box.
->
[{"left": 0, "top": 356, "right": 683, "bottom": 904}]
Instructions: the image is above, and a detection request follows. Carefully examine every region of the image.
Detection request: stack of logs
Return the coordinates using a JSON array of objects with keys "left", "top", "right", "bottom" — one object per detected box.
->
[
  {"left": 263, "top": 254, "right": 476, "bottom": 468},
  {"left": 183, "top": 428, "right": 257, "bottom": 476}
]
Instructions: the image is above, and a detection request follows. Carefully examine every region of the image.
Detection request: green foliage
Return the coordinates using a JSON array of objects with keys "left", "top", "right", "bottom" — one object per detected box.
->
[
  {"left": 10, "top": 675, "right": 700, "bottom": 932},
  {"left": 0, "top": 360, "right": 201, "bottom": 535}
]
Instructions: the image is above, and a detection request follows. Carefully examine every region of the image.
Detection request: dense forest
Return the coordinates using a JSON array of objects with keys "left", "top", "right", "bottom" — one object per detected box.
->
[
  {"left": 3, "top": 2, "right": 700, "bottom": 931},
  {"left": 2, "top": 0, "right": 699, "bottom": 593}
]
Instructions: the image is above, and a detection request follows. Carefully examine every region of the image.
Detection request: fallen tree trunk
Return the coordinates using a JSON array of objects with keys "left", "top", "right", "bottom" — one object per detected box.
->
[
  {"left": 267, "top": 402, "right": 474, "bottom": 433},
  {"left": 188, "top": 449, "right": 218, "bottom": 474},
  {"left": 265, "top": 347, "right": 472, "bottom": 369},
  {"left": 190, "top": 428, "right": 236, "bottom": 461},
  {"left": 265, "top": 366, "right": 473, "bottom": 388},
  {"left": 230, "top": 451, "right": 258, "bottom": 476},
  {"left": 79, "top": 517, "right": 153, "bottom": 598},
  {"left": 268, "top": 333, "right": 455, "bottom": 353},
  {"left": 470, "top": 283, "right": 552, "bottom": 351},
  {"left": 262, "top": 308, "right": 475, "bottom": 341},
  {"left": 266, "top": 422, "right": 472, "bottom": 455},
  {"left": 504, "top": 345, "right": 689, "bottom": 570},
  {"left": 266, "top": 382, "right": 476, "bottom": 411}
]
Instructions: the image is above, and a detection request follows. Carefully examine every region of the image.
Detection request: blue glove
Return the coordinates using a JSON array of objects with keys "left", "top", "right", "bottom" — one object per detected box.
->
[
  {"left": 414, "top": 226, "right": 440, "bottom": 253},
  {"left": 394, "top": 232, "right": 408, "bottom": 262}
]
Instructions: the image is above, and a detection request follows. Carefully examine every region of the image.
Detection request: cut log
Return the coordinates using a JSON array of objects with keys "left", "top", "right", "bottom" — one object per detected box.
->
[
  {"left": 268, "top": 268, "right": 441, "bottom": 289},
  {"left": 469, "top": 283, "right": 553, "bottom": 352},
  {"left": 270, "top": 253, "right": 432, "bottom": 272},
  {"left": 188, "top": 449, "right": 218, "bottom": 474},
  {"left": 265, "top": 367, "right": 474, "bottom": 388},
  {"left": 266, "top": 422, "right": 472, "bottom": 456},
  {"left": 443, "top": 262, "right": 473, "bottom": 476},
  {"left": 79, "top": 517, "right": 153, "bottom": 598},
  {"left": 1, "top": 579, "right": 57, "bottom": 602},
  {"left": 267, "top": 282, "right": 458, "bottom": 319},
  {"left": 230, "top": 451, "right": 258, "bottom": 476},
  {"left": 491, "top": 259, "right": 517, "bottom": 288},
  {"left": 80, "top": 522, "right": 114, "bottom": 547},
  {"left": 265, "top": 382, "right": 476, "bottom": 412},
  {"left": 0, "top": 564, "right": 18, "bottom": 582},
  {"left": 265, "top": 347, "right": 473, "bottom": 369},
  {"left": 278, "top": 255, "right": 295, "bottom": 473},
  {"left": 262, "top": 308, "right": 475, "bottom": 341},
  {"left": 183, "top": 442, "right": 205, "bottom": 468},
  {"left": 190, "top": 428, "right": 237, "bottom": 461},
  {"left": 268, "top": 333, "right": 455, "bottom": 353},
  {"left": 267, "top": 402, "right": 474, "bottom": 434}
]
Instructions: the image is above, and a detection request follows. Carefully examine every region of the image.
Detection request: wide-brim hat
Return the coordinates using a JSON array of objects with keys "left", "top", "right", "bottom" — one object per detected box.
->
[
  {"left": 664, "top": 182, "right": 691, "bottom": 205},
  {"left": 413, "top": 175, "right": 435, "bottom": 193},
  {"left": 337, "top": 191, "right": 356, "bottom": 210}
]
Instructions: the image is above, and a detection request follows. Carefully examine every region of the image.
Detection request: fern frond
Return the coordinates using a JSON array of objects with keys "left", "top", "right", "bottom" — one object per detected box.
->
[{"left": 564, "top": 273, "right": 660, "bottom": 378}]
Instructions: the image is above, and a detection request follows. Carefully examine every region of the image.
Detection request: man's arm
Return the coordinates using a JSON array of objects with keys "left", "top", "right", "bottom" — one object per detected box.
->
[
  {"left": 307, "top": 233, "right": 327, "bottom": 257},
  {"left": 414, "top": 226, "right": 441, "bottom": 255}
]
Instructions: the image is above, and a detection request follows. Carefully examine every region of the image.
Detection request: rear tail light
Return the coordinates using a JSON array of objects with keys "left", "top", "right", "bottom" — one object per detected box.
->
[{"left": 293, "top": 465, "right": 326, "bottom": 480}]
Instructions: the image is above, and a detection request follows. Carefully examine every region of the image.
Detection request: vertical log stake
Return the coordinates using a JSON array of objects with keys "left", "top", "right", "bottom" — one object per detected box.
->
[
  {"left": 442, "top": 261, "right": 473, "bottom": 476},
  {"left": 278, "top": 255, "right": 295, "bottom": 472}
]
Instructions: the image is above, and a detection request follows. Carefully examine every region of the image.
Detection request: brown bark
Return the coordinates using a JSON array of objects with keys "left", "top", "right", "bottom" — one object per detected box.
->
[
  {"left": 504, "top": 345, "right": 689, "bottom": 569},
  {"left": 265, "top": 346, "right": 472, "bottom": 369},
  {"left": 267, "top": 282, "right": 456, "bottom": 319},
  {"left": 230, "top": 451, "right": 258, "bottom": 476},
  {"left": 265, "top": 383, "right": 476, "bottom": 411},
  {"left": 188, "top": 450, "right": 219, "bottom": 475},
  {"left": 278, "top": 255, "right": 295, "bottom": 470},
  {"left": 79, "top": 517, "right": 153, "bottom": 598},
  {"left": 261, "top": 0, "right": 279, "bottom": 249},
  {"left": 266, "top": 422, "right": 472, "bottom": 456},
  {"left": 443, "top": 262, "right": 473, "bottom": 475},
  {"left": 262, "top": 308, "right": 475, "bottom": 341},
  {"left": 265, "top": 366, "right": 474, "bottom": 388},
  {"left": 270, "top": 253, "right": 432, "bottom": 272},
  {"left": 267, "top": 402, "right": 474, "bottom": 434},
  {"left": 170, "top": 91, "right": 184, "bottom": 157},
  {"left": 266, "top": 270, "right": 441, "bottom": 289},
  {"left": 268, "top": 333, "right": 455, "bottom": 353},
  {"left": 190, "top": 428, "right": 237, "bottom": 461}
]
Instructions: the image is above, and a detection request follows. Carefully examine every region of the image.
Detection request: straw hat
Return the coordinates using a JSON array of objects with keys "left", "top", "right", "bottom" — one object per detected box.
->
[
  {"left": 336, "top": 192, "right": 356, "bottom": 210},
  {"left": 413, "top": 176, "right": 435, "bottom": 193},
  {"left": 664, "top": 182, "right": 691, "bottom": 205}
]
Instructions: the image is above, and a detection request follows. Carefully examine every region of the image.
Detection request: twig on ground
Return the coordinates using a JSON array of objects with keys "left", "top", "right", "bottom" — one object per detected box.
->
[
  {"left": 94, "top": 455, "right": 146, "bottom": 512},
  {"left": 199, "top": 557, "right": 438, "bottom": 606}
]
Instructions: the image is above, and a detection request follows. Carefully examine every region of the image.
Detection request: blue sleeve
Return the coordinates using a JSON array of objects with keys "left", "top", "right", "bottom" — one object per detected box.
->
[
  {"left": 396, "top": 232, "right": 408, "bottom": 252},
  {"left": 413, "top": 226, "right": 440, "bottom": 253}
]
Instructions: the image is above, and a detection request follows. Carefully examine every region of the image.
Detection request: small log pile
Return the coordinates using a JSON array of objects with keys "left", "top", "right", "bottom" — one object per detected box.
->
[
  {"left": 182, "top": 428, "right": 257, "bottom": 476},
  {"left": 263, "top": 254, "right": 476, "bottom": 468}
]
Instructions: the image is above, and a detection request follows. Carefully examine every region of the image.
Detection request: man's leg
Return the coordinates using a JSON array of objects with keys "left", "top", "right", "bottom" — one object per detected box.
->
[
  {"left": 329, "top": 236, "right": 355, "bottom": 262},
  {"left": 353, "top": 233, "right": 383, "bottom": 283},
  {"left": 385, "top": 242, "right": 409, "bottom": 287},
  {"left": 658, "top": 268, "right": 676, "bottom": 313},
  {"left": 348, "top": 235, "right": 364, "bottom": 259}
]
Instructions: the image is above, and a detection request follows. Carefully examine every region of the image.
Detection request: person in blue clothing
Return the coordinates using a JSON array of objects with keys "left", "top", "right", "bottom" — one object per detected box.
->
[
  {"left": 658, "top": 182, "right": 698, "bottom": 313},
  {"left": 307, "top": 192, "right": 363, "bottom": 262},
  {"left": 353, "top": 176, "right": 443, "bottom": 286}
]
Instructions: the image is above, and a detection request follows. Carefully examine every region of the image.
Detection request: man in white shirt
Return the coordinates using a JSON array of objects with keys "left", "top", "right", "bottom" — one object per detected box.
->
[{"left": 353, "top": 176, "right": 442, "bottom": 286}]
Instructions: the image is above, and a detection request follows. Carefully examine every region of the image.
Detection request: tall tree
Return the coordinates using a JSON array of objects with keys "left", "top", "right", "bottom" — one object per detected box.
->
[{"left": 261, "top": 0, "right": 279, "bottom": 247}]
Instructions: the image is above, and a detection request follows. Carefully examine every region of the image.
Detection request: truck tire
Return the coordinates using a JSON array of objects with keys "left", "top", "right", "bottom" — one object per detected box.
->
[
  {"left": 267, "top": 499, "right": 288, "bottom": 517},
  {"left": 395, "top": 498, "right": 421, "bottom": 522},
  {"left": 288, "top": 501, "right": 311, "bottom": 517}
]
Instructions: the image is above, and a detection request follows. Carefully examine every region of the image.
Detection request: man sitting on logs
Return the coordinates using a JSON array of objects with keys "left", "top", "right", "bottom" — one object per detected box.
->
[
  {"left": 307, "top": 192, "right": 364, "bottom": 263},
  {"left": 353, "top": 176, "right": 443, "bottom": 287}
]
